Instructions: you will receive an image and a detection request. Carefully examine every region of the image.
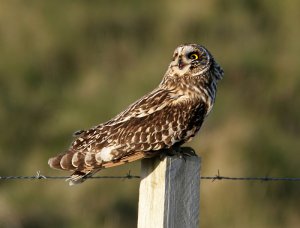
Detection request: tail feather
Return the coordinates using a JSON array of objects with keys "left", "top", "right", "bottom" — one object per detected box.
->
[
  {"left": 48, "top": 151, "right": 102, "bottom": 185},
  {"left": 48, "top": 154, "right": 65, "bottom": 170},
  {"left": 60, "top": 152, "right": 77, "bottom": 170},
  {"left": 48, "top": 150, "right": 151, "bottom": 185},
  {"left": 48, "top": 151, "right": 82, "bottom": 171}
]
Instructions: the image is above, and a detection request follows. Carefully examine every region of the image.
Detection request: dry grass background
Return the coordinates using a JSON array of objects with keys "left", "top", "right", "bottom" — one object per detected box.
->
[{"left": 0, "top": 1, "right": 300, "bottom": 227}]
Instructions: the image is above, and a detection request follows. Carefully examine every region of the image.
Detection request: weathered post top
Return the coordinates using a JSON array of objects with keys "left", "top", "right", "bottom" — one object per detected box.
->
[{"left": 138, "top": 153, "right": 201, "bottom": 228}]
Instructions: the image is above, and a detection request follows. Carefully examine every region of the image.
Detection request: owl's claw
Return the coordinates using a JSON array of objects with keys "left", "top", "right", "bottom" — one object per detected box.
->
[
  {"left": 160, "top": 146, "right": 197, "bottom": 161},
  {"left": 180, "top": 147, "right": 197, "bottom": 157}
]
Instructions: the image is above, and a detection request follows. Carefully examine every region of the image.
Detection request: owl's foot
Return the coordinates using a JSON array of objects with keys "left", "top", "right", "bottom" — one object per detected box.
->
[
  {"left": 159, "top": 146, "right": 197, "bottom": 161},
  {"left": 179, "top": 147, "right": 198, "bottom": 157}
]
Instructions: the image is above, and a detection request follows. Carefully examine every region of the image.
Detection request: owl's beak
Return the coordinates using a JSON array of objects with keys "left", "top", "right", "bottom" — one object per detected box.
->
[{"left": 178, "top": 59, "right": 186, "bottom": 70}]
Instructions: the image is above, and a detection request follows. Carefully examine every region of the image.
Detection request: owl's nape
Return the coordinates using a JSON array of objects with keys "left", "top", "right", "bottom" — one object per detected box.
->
[{"left": 48, "top": 43, "right": 223, "bottom": 185}]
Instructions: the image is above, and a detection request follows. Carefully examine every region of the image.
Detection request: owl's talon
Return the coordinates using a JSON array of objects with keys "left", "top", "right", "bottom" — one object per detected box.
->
[
  {"left": 161, "top": 147, "right": 197, "bottom": 160},
  {"left": 180, "top": 147, "right": 198, "bottom": 157}
]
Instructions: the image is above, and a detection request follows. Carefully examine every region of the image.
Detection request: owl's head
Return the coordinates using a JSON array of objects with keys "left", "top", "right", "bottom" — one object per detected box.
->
[{"left": 165, "top": 44, "right": 224, "bottom": 82}]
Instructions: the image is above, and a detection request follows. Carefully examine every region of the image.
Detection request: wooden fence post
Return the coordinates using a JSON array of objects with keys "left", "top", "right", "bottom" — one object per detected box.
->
[{"left": 137, "top": 154, "right": 201, "bottom": 228}]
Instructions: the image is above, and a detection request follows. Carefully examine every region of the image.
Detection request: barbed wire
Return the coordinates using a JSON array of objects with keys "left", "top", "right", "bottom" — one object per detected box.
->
[
  {"left": 1, "top": 170, "right": 300, "bottom": 182},
  {"left": 201, "top": 170, "right": 300, "bottom": 182},
  {"left": 0, "top": 171, "right": 140, "bottom": 180}
]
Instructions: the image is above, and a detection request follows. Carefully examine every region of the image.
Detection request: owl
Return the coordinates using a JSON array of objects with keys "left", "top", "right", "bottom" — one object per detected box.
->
[{"left": 48, "top": 44, "right": 224, "bottom": 185}]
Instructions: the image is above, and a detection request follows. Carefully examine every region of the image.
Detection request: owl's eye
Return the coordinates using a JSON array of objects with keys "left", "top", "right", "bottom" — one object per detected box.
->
[{"left": 189, "top": 53, "right": 199, "bottom": 60}]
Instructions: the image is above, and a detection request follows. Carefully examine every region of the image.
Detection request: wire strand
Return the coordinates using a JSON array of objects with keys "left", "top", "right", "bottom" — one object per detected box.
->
[{"left": 1, "top": 171, "right": 300, "bottom": 182}]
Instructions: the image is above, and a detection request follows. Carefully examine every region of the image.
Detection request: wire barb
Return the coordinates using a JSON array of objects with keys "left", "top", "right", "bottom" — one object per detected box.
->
[
  {"left": 211, "top": 169, "right": 221, "bottom": 182},
  {"left": 35, "top": 171, "right": 46, "bottom": 180}
]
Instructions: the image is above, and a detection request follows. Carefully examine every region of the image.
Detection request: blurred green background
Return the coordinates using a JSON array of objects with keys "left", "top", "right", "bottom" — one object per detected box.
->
[{"left": 0, "top": 1, "right": 300, "bottom": 227}]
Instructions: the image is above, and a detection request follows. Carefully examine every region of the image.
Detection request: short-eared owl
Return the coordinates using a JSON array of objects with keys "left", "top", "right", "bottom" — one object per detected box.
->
[{"left": 48, "top": 44, "right": 224, "bottom": 185}]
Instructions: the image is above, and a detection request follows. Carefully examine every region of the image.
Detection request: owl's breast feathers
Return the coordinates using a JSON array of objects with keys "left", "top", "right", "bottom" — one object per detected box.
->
[{"left": 48, "top": 87, "right": 210, "bottom": 174}]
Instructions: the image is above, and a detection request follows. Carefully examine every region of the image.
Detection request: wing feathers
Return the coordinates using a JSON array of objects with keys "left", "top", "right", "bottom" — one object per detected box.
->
[{"left": 48, "top": 87, "right": 208, "bottom": 184}]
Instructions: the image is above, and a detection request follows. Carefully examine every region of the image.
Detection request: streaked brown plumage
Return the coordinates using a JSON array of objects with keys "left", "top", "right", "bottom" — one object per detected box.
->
[{"left": 48, "top": 43, "right": 224, "bottom": 185}]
